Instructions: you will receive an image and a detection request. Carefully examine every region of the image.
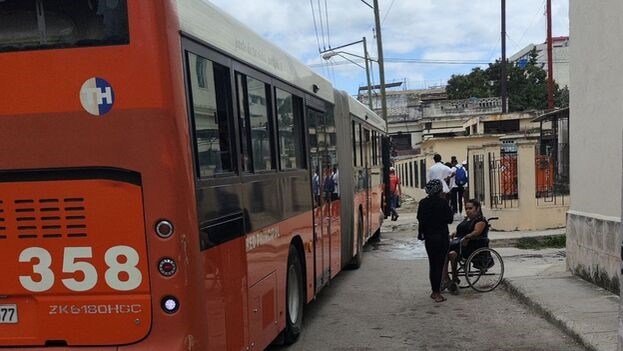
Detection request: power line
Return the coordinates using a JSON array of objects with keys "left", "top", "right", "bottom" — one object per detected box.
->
[
  {"left": 316, "top": 0, "right": 327, "bottom": 50},
  {"left": 309, "top": 0, "right": 322, "bottom": 53},
  {"left": 324, "top": 0, "right": 331, "bottom": 48},
  {"left": 514, "top": 0, "right": 547, "bottom": 53},
  {"left": 309, "top": 57, "right": 569, "bottom": 68},
  {"left": 382, "top": 0, "right": 398, "bottom": 25}
]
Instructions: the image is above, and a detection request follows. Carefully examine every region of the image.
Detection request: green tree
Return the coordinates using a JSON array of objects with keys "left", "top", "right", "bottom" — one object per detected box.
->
[
  {"left": 446, "top": 67, "right": 493, "bottom": 100},
  {"left": 446, "top": 48, "right": 565, "bottom": 112},
  {"left": 555, "top": 86, "right": 569, "bottom": 108}
]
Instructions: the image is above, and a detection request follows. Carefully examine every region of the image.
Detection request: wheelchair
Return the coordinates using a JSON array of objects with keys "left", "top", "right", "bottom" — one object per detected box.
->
[{"left": 453, "top": 217, "right": 504, "bottom": 292}]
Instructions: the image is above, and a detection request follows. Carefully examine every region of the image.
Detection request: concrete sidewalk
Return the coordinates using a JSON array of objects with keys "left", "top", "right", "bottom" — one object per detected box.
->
[
  {"left": 489, "top": 227, "right": 566, "bottom": 247},
  {"left": 501, "top": 248, "right": 619, "bottom": 351},
  {"left": 384, "top": 201, "right": 620, "bottom": 351},
  {"left": 385, "top": 201, "right": 566, "bottom": 247}
]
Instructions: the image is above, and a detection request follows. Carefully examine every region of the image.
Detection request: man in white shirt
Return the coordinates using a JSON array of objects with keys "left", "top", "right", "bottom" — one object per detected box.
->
[{"left": 427, "top": 154, "right": 454, "bottom": 194}]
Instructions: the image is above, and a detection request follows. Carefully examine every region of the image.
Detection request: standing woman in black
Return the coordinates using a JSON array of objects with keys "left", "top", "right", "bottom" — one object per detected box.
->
[{"left": 417, "top": 179, "right": 454, "bottom": 302}]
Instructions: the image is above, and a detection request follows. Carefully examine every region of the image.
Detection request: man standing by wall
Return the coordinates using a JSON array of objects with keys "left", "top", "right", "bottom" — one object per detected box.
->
[{"left": 389, "top": 167, "right": 401, "bottom": 221}]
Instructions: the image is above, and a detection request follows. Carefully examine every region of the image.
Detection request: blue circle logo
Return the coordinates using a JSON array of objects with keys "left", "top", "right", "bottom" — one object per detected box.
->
[{"left": 79, "top": 77, "right": 115, "bottom": 116}]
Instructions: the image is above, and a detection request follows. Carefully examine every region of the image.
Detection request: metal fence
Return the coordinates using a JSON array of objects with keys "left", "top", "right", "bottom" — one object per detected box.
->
[
  {"left": 536, "top": 108, "right": 569, "bottom": 206},
  {"left": 536, "top": 142, "right": 569, "bottom": 205},
  {"left": 472, "top": 154, "right": 485, "bottom": 205},
  {"left": 489, "top": 152, "right": 518, "bottom": 209}
]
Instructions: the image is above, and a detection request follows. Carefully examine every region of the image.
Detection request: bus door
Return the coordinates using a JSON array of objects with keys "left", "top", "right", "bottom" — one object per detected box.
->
[
  {"left": 307, "top": 107, "right": 331, "bottom": 291},
  {"left": 363, "top": 128, "right": 371, "bottom": 238}
]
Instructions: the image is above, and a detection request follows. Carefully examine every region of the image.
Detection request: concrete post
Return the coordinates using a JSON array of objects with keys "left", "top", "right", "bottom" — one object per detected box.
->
[
  {"left": 482, "top": 143, "right": 501, "bottom": 208},
  {"left": 466, "top": 147, "right": 476, "bottom": 200},
  {"left": 517, "top": 140, "right": 538, "bottom": 228},
  {"left": 517, "top": 141, "right": 537, "bottom": 203}
]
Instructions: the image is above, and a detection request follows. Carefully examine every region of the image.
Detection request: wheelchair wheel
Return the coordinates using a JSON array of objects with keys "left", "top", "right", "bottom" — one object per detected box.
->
[
  {"left": 458, "top": 260, "right": 480, "bottom": 289},
  {"left": 465, "top": 248, "right": 504, "bottom": 292}
]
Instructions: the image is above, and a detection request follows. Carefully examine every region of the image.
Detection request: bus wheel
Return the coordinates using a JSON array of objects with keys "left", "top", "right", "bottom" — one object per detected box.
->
[
  {"left": 282, "top": 245, "right": 304, "bottom": 344},
  {"left": 371, "top": 227, "right": 381, "bottom": 242},
  {"left": 349, "top": 211, "right": 364, "bottom": 269}
]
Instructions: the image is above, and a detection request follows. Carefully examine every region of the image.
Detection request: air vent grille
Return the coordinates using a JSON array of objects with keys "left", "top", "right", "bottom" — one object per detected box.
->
[{"left": 0, "top": 198, "right": 87, "bottom": 240}]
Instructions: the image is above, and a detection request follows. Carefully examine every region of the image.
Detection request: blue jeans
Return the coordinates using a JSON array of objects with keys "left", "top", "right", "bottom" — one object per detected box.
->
[{"left": 390, "top": 194, "right": 399, "bottom": 217}]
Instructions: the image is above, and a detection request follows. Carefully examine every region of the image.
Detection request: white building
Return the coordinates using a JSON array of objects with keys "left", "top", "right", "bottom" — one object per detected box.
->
[
  {"left": 509, "top": 36, "right": 570, "bottom": 88},
  {"left": 566, "top": 1, "right": 622, "bottom": 300}
]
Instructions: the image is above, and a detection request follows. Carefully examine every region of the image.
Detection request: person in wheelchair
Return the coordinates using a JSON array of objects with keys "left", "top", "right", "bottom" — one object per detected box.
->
[{"left": 444, "top": 199, "right": 488, "bottom": 294}]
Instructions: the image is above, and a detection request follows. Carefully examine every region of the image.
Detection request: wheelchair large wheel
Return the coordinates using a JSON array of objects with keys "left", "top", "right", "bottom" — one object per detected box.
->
[
  {"left": 465, "top": 248, "right": 504, "bottom": 292},
  {"left": 458, "top": 260, "right": 481, "bottom": 289}
]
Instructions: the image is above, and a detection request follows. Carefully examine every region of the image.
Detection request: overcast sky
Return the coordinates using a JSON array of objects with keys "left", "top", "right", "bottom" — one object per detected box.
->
[{"left": 208, "top": 0, "right": 569, "bottom": 95}]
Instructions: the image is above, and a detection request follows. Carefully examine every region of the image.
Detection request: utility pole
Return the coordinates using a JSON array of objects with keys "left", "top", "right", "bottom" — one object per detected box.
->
[
  {"left": 362, "top": 37, "right": 373, "bottom": 110},
  {"left": 372, "top": 0, "right": 388, "bottom": 128},
  {"left": 501, "top": 0, "right": 507, "bottom": 113},
  {"left": 546, "top": 0, "right": 555, "bottom": 109}
]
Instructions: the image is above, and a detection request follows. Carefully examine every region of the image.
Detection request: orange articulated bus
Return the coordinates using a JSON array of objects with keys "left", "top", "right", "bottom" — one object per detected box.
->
[{"left": 0, "top": 1, "right": 387, "bottom": 350}]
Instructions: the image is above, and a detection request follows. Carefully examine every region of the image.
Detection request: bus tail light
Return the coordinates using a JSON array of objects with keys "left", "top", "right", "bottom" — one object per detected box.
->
[
  {"left": 161, "top": 296, "right": 179, "bottom": 314},
  {"left": 155, "top": 220, "right": 174, "bottom": 238},
  {"left": 158, "top": 258, "right": 177, "bottom": 276}
]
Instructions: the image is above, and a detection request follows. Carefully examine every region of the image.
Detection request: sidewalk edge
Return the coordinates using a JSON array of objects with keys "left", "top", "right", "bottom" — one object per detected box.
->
[{"left": 501, "top": 278, "right": 599, "bottom": 351}]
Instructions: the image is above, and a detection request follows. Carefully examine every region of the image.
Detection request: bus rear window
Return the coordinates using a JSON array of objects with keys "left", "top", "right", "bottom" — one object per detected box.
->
[{"left": 0, "top": 0, "right": 129, "bottom": 53}]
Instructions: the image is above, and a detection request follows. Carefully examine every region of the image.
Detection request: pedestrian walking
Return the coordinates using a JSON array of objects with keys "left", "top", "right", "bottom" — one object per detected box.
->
[
  {"left": 417, "top": 179, "right": 454, "bottom": 302},
  {"left": 389, "top": 166, "right": 401, "bottom": 221},
  {"left": 461, "top": 159, "right": 469, "bottom": 206},
  {"left": 427, "top": 154, "right": 454, "bottom": 194},
  {"left": 452, "top": 159, "right": 468, "bottom": 218}
]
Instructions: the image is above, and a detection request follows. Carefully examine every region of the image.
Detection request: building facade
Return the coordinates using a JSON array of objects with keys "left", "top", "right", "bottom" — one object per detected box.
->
[
  {"left": 359, "top": 87, "right": 507, "bottom": 155},
  {"left": 509, "top": 36, "right": 570, "bottom": 88},
  {"left": 567, "top": 0, "right": 622, "bottom": 301}
]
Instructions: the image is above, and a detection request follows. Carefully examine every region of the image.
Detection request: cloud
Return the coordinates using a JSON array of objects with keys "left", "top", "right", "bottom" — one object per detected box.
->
[{"left": 207, "top": 0, "right": 569, "bottom": 94}]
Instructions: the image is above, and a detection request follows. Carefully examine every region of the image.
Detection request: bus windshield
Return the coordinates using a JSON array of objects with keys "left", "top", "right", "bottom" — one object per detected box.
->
[{"left": 0, "top": 0, "right": 129, "bottom": 53}]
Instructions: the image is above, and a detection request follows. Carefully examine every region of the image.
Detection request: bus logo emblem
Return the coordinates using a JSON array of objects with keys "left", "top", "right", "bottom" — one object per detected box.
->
[{"left": 80, "top": 77, "right": 115, "bottom": 116}]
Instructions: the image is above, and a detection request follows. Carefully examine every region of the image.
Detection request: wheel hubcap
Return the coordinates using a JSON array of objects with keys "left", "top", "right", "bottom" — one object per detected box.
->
[{"left": 287, "top": 265, "right": 300, "bottom": 323}]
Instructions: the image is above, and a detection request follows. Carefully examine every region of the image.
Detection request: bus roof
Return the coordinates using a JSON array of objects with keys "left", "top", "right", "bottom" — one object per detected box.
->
[
  {"left": 346, "top": 93, "right": 386, "bottom": 132},
  {"left": 175, "top": 0, "right": 335, "bottom": 103}
]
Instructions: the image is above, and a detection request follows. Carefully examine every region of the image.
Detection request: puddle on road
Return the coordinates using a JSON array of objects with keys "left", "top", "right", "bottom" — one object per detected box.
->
[{"left": 370, "top": 235, "right": 427, "bottom": 260}]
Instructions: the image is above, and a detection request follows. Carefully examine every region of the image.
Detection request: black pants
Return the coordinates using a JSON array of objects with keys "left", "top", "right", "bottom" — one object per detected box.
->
[
  {"left": 450, "top": 186, "right": 465, "bottom": 214},
  {"left": 425, "top": 236, "right": 449, "bottom": 293}
]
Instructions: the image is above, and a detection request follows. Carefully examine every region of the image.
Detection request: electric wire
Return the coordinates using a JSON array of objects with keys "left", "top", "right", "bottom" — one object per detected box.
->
[
  {"left": 324, "top": 0, "right": 331, "bottom": 48},
  {"left": 514, "top": 0, "right": 547, "bottom": 53},
  {"left": 309, "top": 58, "right": 569, "bottom": 68},
  {"left": 309, "top": 0, "right": 322, "bottom": 53},
  {"left": 382, "top": 0, "right": 398, "bottom": 25},
  {"left": 316, "top": 0, "right": 327, "bottom": 50}
]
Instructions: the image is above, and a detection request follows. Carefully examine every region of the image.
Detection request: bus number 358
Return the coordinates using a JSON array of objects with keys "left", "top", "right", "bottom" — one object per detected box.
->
[{"left": 18, "top": 246, "right": 142, "bottom": 293}]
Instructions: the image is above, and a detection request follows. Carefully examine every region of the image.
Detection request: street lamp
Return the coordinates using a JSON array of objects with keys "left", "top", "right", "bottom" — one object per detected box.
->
[{"left": 320, "top": 37, "right": 375, "bottom": 111}]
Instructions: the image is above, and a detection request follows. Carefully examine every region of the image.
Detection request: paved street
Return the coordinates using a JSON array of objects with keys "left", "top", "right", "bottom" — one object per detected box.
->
[{"left": 270, "top": 211, "right": 585, "bottom": 351}]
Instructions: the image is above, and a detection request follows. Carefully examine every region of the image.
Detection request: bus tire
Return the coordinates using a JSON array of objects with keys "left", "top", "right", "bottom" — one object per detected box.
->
[
  {"left": 371, "top": 227, "right": 381, "bottom": 242},
  {"left": 281, "top": 245, "right": 304, "bottom": 344},
  {"left": 349, "top": 210, "right": 364, "bottom": 269}
]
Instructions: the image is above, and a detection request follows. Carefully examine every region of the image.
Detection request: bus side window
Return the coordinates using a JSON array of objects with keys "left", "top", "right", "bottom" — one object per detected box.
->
[
  {"left": 187, "top": 53, "right": 236, "bottom": 177},
  {"left": 247, "top": 76, "right": 274, "bottom": 172},
  {"left": 275, "top": 89, "right": 305, "bottom": 170}
]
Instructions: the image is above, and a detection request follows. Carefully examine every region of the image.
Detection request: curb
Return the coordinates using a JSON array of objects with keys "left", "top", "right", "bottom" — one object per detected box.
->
[
  {"left": 501, "top": 278, "right": 598, "bottom": 351},
  {"left": 490, "top": 234, "right": 564, "bottom": 248}
]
